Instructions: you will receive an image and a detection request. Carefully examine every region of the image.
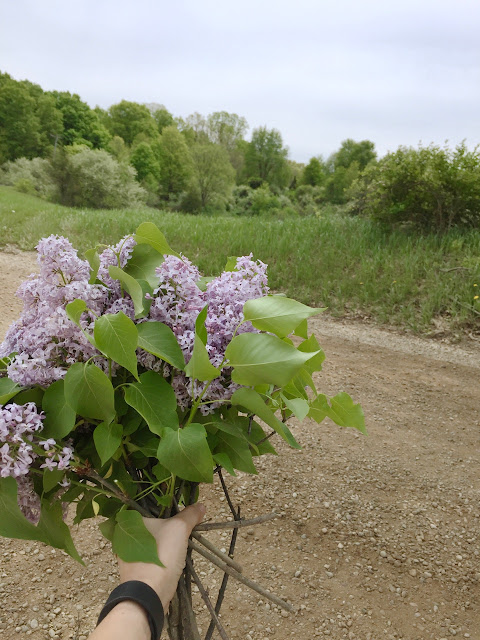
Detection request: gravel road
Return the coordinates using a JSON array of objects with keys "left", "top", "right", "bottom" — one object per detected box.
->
[{"left": 0, "top": 250, "right": 478, "bottom": 640}]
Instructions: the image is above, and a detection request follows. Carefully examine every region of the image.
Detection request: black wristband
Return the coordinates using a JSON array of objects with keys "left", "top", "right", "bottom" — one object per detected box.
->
[{"left": 97, "top": 580, "right": 164, "bottom": 640}]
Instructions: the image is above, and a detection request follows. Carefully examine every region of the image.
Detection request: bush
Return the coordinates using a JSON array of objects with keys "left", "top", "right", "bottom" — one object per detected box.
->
[
  {"left": 349, "top": 143, "right": 480, "bottom": 230},
  {"left": 292, "top": 184, "right": 324, "bottom": 216},
  {"left": 58, "top": 148, "right": 147, "bottom": 209},
  {"left": 0, "top": 157, "right": 58, "bottom": 200}
]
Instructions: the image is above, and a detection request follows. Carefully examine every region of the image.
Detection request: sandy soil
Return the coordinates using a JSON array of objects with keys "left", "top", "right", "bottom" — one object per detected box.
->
[{"left": 0, "top": 250, "right": 478, "bottom": 640}]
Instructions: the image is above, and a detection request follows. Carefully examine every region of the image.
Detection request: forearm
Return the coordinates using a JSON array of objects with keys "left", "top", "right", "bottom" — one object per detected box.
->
[{"left": 88, "top": 601, "right": 152, "bottom": 640}]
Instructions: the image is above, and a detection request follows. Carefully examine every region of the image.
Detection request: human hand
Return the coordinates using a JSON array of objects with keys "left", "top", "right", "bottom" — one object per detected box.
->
[{"left": 117, "top": 503, "right": 206, "bottom": 613}]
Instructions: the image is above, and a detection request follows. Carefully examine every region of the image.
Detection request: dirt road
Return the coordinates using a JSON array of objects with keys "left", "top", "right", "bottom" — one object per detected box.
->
[{"left": 0, "top": 250, "right": 478, "bottom": 640}]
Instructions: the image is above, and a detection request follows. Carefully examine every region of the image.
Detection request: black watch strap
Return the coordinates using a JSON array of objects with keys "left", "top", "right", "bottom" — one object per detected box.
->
[{"left": 97, "top": 580, "right": 164, "bottom": 640}]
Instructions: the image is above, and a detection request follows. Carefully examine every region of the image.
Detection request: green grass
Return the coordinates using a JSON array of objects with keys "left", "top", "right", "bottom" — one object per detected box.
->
[{"left": 1, "top": 186, "right": 479, "bottom": 336}]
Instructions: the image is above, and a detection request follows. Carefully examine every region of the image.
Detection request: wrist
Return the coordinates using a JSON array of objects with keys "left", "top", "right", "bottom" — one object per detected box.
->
[
  {"left": 108, "top": 601, "right": 151, "bottom": 639},
  {"left": 120, "top": 577, "right": 170, "bottom": 614},
  {"left": 97, "top": 581, "right": 165, "bottom": 640}
]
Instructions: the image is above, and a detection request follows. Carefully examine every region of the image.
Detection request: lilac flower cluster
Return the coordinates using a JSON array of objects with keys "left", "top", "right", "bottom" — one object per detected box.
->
[
  {"left": 0, "top": 235, "right": 109, "bottom": 386},
  {"left": 0, "top": 402, "right": 73, "bottom": 522},
  {"left": 142, "top": 253, "right": 269, "bottom": 413},
  {"left": 0, "top": 235, "right": 139, "bottom": 386},
  {"left": 0, "top": 234, "right": 269, "bottom": 415},
  {"left": 0, "top": 402, "right": 45, "bottom": 478}
]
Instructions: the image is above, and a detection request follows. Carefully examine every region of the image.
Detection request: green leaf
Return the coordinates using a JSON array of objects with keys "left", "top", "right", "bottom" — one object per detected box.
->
[
  {"left": 134, "top": 222, "right": 180, "bottom": 258},
  {"left": 184, "top": 306, "right": 220, "bottom": 381},
  {"left": 137, "top": 321, "right": 185, "bottom": 370},
  {"left": 0, "top": 377, "right": 22, "bottom": 405},
  {"left": 152, "top": 462, "right": 171, "bottom": 482},
  {"left": 84, "top": 248, "right": 100, "bottom": 284},
  {"left": 184, "top": 335, "right": 220, "bottom": 382},
  {"left": 43, "top": 469, "right": 64, "bottom": 493},
  {"left": 65, "top": 299, "right": 87, "bottom": 327},
  {"left": 281, "top": 394, "right": 310, "bottom": 421},
  {"left": 298, "top": 334, "right": 325, "bottom": 373},
  {"left": 11, "top": 387, "right": 44, "bottom": 406},
  {"left": 195, "top": 306, "right": 208, "bottom": 345},
  {"left": 211, "top": 420, "right": 246, "bottom": 439},
  {"left": 123, "top": 408, "right": 143, "bottom": 435},
  {"left": 94, "top": 421, "right": 123, "bottom": 466},
  {"left": 108, "top": 266, "right": 145, "bottom": 318},
  {"left": 138, "top": 280, "right": 154, "bottom": 316},
  {"left": 246, "top": 421, "right": 277, "bottom": 456},
  {"left": 157, "top": 423, "right": 214, "bottom": 483},
  {"left": 214, "top": 431, "right": 257, "bottom": 474},
  {"left": 99, "top": 518, "right": 116, "bottom": 543},
  {"left": 156, "top": 494, "right": 173, "bottom": 507},
  {"left": 124, "top": 371, "right": 178, "bottom": 435},
  {"left": 64, "top": 363, "right": 115, "bottom": 423},
  {"left": 0, "top": 353, "right": 16, "bottom": 371},
  {"left": 94, "top": 312, "right": 139, "bottom": 379},
  {"left": 308, "top": 393, "right": 366, "bottom": 434},
  {"left": 329, "top": 392, "right": 366, "bottom": 434},
  {"left": 42, "top": 380, "right": 76, "bottom": 439},
  {"left": 112, "top": 510, "right": 163, "bottom": 566},
  {"left": 124, "top": 243, "right": 164, "bottom": 288},
  {"left": 224, "top": 256, "right": 238, "bottom": 271},
  {"left": 308, "top": 394, "right": 330, "bottom": 424},
  {"left": 196, "top": 276, "right": 215, "bottom": 292},
  {"left": 293, "top": 318, "right": 308, "bottom": 339},
  {"left": 213, "top": 452, "right": 237, "bottom": 476},
  {"left": 37, "top": 501, "right": 83, "bottom": 563},
  {"left": 0, "top": 477, "right": 46, "bottom": 542},
  {"left": 243, "top": 295, "right": 325, "bottom": 338},
  {"left": 231, "top": 388, "right": 300, "bottom": 449},
  {"left": 226, "top": 333, "right": 319, "bottom": 387}
]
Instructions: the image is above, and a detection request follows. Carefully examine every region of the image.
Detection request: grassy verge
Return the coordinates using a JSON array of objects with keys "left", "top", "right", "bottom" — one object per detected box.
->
[{"left": 1, "top": 186, "right": 479, "bottom": 335}]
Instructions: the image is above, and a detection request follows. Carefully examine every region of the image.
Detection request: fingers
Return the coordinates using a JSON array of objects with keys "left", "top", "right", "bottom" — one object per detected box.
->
[{"left": 172, "top": 503, "right": 206, "bottom": 531}]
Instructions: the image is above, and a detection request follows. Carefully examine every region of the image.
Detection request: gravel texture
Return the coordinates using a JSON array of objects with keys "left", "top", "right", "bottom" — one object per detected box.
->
[{"left": 0, "top": 250, "right": 478, "bottom": 640}]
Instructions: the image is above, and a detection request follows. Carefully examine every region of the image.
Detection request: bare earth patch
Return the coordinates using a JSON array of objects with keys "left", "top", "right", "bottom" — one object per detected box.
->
[{"left": 0, "top": 251, "right": 478, "bottom": 640}]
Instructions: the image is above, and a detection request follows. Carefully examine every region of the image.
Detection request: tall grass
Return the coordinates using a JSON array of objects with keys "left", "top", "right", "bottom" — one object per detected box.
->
[{"left": 1, "top": 186, "right": 479, "bottom": 335}]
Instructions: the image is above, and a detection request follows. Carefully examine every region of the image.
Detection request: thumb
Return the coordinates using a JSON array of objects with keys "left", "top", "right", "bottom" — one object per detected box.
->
[{"left": 173, "top": 503, "right": 206, "bottom": 531}]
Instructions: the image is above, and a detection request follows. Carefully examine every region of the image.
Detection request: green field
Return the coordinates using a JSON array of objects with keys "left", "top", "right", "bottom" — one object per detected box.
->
[{"left": 1, "top": 186, "right": 479, "bottom": 336}]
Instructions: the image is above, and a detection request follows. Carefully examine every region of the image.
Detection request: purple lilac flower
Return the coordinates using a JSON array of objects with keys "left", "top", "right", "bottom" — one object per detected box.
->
[
  {"left": 16, "top": 475, "right": 41, "bottom": 524},
  {"left": 0, "top": 403, "right": 44, "bottom": 478},
  {"left": 0, "top": 235, "right": 110, "bottom": 386},
  {"left": 143, "top": 254, "right": 268, "bottom": 413},
  {"left": 97, "top": 236, "right": 137, "bottom": 295},
  {"left": 149, "top": 254, "right": 205, "bottom": 342}
]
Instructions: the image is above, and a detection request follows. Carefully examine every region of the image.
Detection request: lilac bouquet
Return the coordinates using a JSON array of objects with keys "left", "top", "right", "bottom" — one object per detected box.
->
[{"left": 0, "top": 222, "right": 364, "bottom": 638}]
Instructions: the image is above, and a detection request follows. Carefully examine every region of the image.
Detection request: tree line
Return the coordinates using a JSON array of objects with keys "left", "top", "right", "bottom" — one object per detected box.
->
[{"left": 1, "top": 71, "right": 480, "bottom": 229}]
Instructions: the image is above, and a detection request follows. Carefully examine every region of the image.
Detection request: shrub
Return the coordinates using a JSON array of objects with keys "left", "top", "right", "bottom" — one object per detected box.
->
[
  {"left": 293, "top": 184, "right": 324, "bottom": 216},
  {"left": 0, "top": 157, "right": 58, "bottom": 200},
  {"left": 58, "top": 148, "right": 147, "bottom": 209},
  {"left": 349, "top": 142, "right": 480, "bottom": 230}
]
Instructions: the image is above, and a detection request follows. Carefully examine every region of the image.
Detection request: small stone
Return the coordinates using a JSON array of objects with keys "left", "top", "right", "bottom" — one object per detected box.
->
[
  {"left": 325, "top": 571, "right": 334, "bottom": 578},
  {"left": 380, "top": 550, "right": 387, "bottom": 558},
  {"left": 281, "top": 610, "right": 289, "bottom": 618},
  {"left": 29, "top": 620, "right": 38, "bottom": 630},
  {"left": 409, "top": 569, "right": 417, "bottom": 577},
  {"left": 294, "top": 569, "right": 302, "bottom": 578}
]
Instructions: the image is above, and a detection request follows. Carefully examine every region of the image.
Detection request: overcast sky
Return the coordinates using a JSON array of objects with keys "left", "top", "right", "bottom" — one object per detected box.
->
[{"left": 1, "top": 0, "right": 479, "bottom": 162}]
